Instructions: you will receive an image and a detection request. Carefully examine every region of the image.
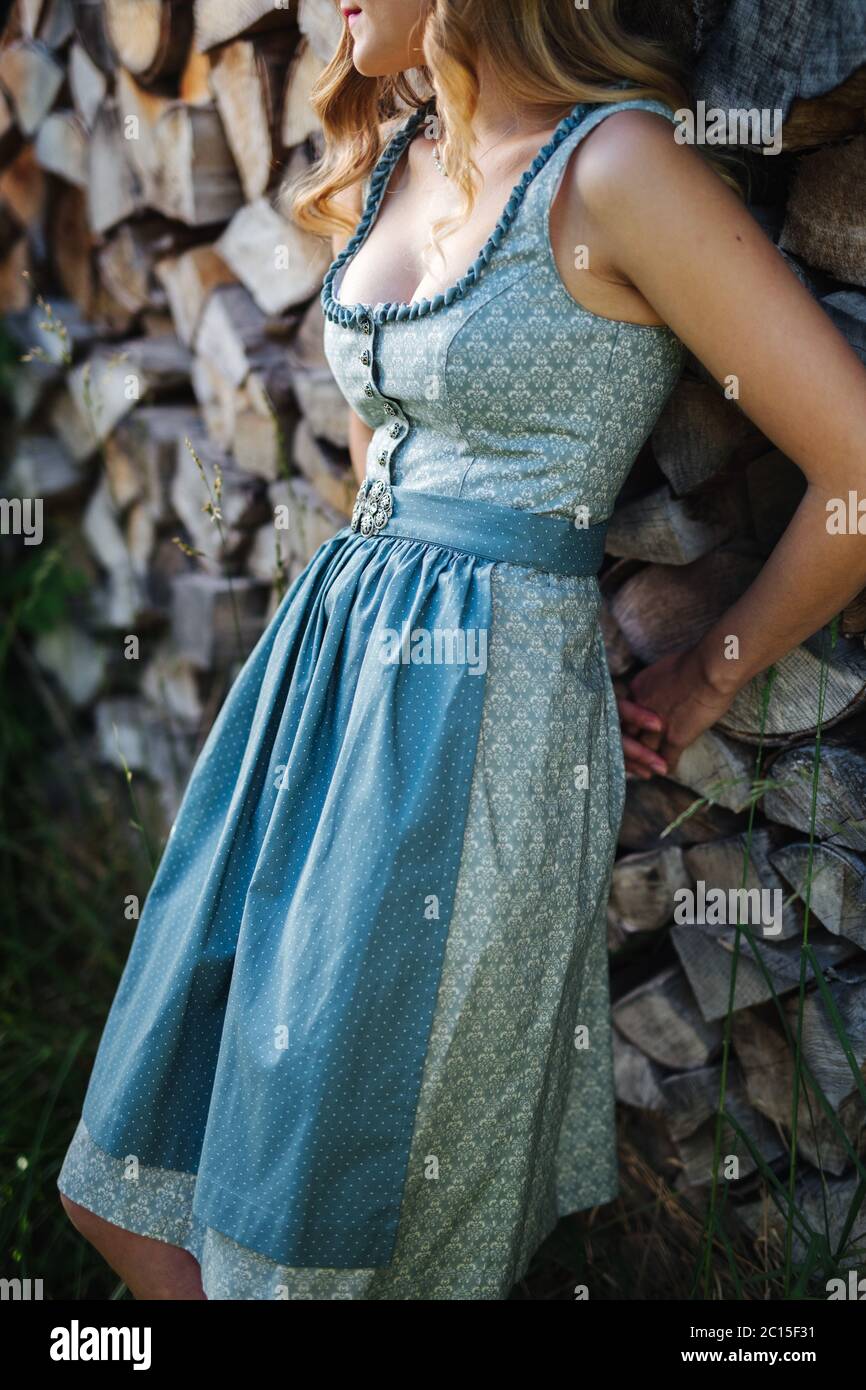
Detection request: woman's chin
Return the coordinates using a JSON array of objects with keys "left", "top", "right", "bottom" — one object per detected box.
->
[{"left": 352, "top": 49, "right": 406, "bottom": 76}]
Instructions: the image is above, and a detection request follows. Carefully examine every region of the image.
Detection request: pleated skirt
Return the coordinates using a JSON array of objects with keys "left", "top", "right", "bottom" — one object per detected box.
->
[{"left": 58, "top": 513, "right": 625, "bottom": 1299}]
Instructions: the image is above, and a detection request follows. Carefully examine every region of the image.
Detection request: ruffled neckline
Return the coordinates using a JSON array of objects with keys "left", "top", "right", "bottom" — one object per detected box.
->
[{"left": 321, "top": 94, "right": 590, "bottom": 329}]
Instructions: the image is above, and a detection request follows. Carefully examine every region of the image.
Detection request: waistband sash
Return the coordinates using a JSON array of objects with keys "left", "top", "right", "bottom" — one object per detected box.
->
[{"left": 347, "top": 482, "right": 608, "bottom": 577}]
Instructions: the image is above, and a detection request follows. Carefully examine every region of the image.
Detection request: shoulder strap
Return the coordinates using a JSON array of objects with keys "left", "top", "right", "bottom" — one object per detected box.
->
[{"left": 524, "top": 96, "right": 680, "bottom": 216}]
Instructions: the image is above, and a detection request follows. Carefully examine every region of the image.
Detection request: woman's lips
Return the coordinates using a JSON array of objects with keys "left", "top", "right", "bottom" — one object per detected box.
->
[{"left": 342, "top": 5, "right": 362, "bottom": 22}]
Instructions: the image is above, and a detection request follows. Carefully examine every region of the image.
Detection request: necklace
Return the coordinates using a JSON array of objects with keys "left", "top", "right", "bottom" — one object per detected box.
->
[{"left": 432, "top": 119, "right": 520, "bottom": 180}]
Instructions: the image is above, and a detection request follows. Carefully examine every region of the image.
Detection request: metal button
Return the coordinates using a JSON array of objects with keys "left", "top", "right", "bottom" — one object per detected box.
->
[
  {"left": 383, "top": 402, "right": 395, "bottom": 415},
  {"left": 378, "top": 450, "right": 389, "bottom": 465},
  {"left": 360, "top": 318, "right": 372, "bottom": 334},
  {"left": 389, "top": 423, "right": 401, "bottom": 437},
  {"left": 364, "top": 383, "right": 375, "bottom": 397},
  {"left": 360, "top": 350, "right": 371, "bottom": 366}
]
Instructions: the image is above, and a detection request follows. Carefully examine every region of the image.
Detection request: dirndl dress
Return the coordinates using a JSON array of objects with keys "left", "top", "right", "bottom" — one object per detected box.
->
[{"left": 57, "top": 92, "right": 686, "bottom": 1299}]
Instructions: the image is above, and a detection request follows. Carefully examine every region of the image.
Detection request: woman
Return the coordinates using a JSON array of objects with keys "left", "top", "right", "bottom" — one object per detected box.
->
[{"left": 58, "top": 0, "right": 866, "bottom": 1299}]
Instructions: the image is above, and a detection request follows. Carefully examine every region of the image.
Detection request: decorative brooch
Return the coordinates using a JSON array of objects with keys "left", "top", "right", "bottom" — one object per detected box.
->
[{"left": 350, "top": 478, "right": 393, "bottom": 536}]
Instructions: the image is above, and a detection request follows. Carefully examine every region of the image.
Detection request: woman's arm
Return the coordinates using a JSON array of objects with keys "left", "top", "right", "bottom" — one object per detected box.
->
[
  {"left": 330, "top": 184, "right": 374, "bottom": 485},
  {"left": 574, "top": 110, "right": 866, "bottom": 773}
]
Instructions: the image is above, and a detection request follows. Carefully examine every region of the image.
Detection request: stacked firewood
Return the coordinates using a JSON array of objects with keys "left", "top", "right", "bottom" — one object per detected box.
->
[{"left": 1, "top": 0, "right": 865, "bottom": 1259}]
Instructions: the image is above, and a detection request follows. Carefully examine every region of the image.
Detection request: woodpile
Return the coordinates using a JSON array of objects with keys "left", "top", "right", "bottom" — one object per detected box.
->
[{"left": 0, "top": 0, "right": 864, "bottom": 1259}]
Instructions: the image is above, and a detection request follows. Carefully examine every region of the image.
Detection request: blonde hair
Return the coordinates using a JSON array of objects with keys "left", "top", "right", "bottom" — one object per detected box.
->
[{"left": 286, "top": 0, "right": 746, "bottom": 275}]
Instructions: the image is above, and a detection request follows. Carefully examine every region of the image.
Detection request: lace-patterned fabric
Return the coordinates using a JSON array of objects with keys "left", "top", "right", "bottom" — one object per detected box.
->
[{"left": 58, "top": 93, "right": 686, "bottom": 1299}]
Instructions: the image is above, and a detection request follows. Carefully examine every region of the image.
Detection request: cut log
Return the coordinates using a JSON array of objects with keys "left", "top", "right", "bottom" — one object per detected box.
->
[
  {"left": 736, "top": 1168, "right": 866, "bottom": 1270},
  {"left": 297, "top": 0, "right": 343, "bottom": 64},
  {"left": 215, "top": 196, "right": 331, "bottom": 314},
  {"left": 609, "top": 550, "right": 763, "bottom": 663},
  {"left": 660, "top": 1061, "right": 785, "bottom": 1185},
  {"left": 770, "top": 841, "right": 866, "bottom": 948},
  {"left": 292, "top": 418, "right": 354, "bottom": 514},
  {"left": 0, "top": 84, "right": 22, "bottom": 167},
  {"left": 0, "top": 39, "right": 64, "bottom": 136},
  {"left": 669, "top": 728, "right": 760, "bottom": 814},
  {"left": 744, "top": 448, "right": 807, "bottom": 555},
  {"left": 280, "top": 37, "right": 324, "bottom": 147},
  {"left": 6, "top": 294, "right": 100, "bottom": 361},
  {"left": 112, "top": 403, "right": 201, "bottom": 524},
  {"left": 34, "top": 110, "right": 88, "bottom": 187},
  {"left": 94, "top": 694, "right": 195, "bottom": 824},
  {"left": 671, "top": 920, "right": 857, "bottom": 1023},
  {"left": 193, "top": 0, "right": 294, "bottom": 52},
  {"left": 5, "top": 357, "right": 61, "bottom": 421},
  {"left": 289, "top": 362, "right": 350, "bottom": 447},
  {"left": 606, "top": 478, "right": 745, "bottom": 565},
  {"left": 33, "top": 622, "right": 107, "bottom": 707},
  {"left": 69, "top": 40, "right": 106, "bottom": 129},
  {"left": 171, "top": 426, "right": 270, "bottom": 562},
  {"left": 103, "top": 429, "right": 144, "bottom": 511},
  {"left": 650, "top": 378, "right": 764, "bottom": 495},
  {"left": 97, "top": 220, "right": 171, "bottom": 317},
  {"left": 49, "top": 384, "right": 99, "bottom": 462},
  {"left": 763, "top": 740, "right": 866, "bottom": 853},
  {"left": 232, "top": 400, "right": 294, "bottom": 483},
  {"left": 778, "top": 135, "right": 866, "bottom": 287},
  {"left": 105, "top": 0, "right": 194, "bottom": 85},
  {"left": 7, "top": 433, "right": 85, "bottom": 502},
  {"left": 786, "top": 979, "right": 866, "bottom": 1110},
  {"left": 140, "top": 643, "right": 203, "bottom": 728},
  {"left": 179, "top": 44, "right": 211, "bottom": 104},
  {"left": 125, "top": 497, "right": 156, "bottom": 576},
  {"left": 208, "top": 36, "right": 290, "bottom": 201},
  {"left": 114, "top": 68, "right": 172, "bottom": 206},
  {"left": 717, "top": 626, "right": 866, "bottom": 745},
  {"left": 618, "top": 775, "right": 747, "bottom": 852},
  {"left": 87, "top": 100, "right": 142, "bottom": 234},
  {"left": 612, "top": 1027, "right": 667, "bottom": 1111},
  {"left": 612, "top": 964, "right": 723, "bottom": 1070},
  {"left": 35, "top": 0, "right": 75, "bottom": 50},
  {"left": 151, "top": 101, "right": 243, "bottom": 225},
  {"left": 70, "top": 0, "right": 115, "bottom": 71},
  {"left": 271, "top": 474, "right": 345, "bottom": 568},
  {"left": 683, "top": 827, "right": 805, "bottom": 942},
  {"left": 0, "top": 142, "right": 47, "bottom": 233},
  {"left": 20, "top": 0, "right": 47, "bottom": 37},
  {"left": 194, "top": 283, "right": 281, "bottom": 386},
  {"left": 155, "top": 243, "right": 235, "bottom": 346},
  {"left": 246, "top": 514, "right": 292, "bottom": 585},
  {"left": 608, "top": 844, "right": 690, "bottom": 934},
  {"left": 733, "top": 1006, "right": 866, "bottom": 1177},
  {"left": 48, "top": 184, "right": 93, "bottom": 313},
  {"left": 170, "top": 570, "right": 269, "bottom": 671},
  {"left": 68, "top": 335, "right": 192, "bottom": 443}
]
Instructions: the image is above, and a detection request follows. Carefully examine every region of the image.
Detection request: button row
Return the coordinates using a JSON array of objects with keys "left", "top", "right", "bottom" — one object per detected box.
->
[{"left": 357, "top": 322, "right": 409, "bottom": 480}]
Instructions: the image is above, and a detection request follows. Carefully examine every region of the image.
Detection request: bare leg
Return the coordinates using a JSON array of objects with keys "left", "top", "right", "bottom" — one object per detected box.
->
[{"left": 59, "top": 1192, "right": 208, "bottom": 1300}]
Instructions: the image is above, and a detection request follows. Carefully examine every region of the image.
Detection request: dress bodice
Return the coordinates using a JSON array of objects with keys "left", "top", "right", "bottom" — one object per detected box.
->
[{"left": 321, "top": 93, "right": 687, "bottom": 524}]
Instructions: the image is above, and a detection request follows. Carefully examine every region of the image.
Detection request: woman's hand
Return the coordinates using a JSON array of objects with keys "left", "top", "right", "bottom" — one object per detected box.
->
[{"left": 615, "top": 646, "right": 742, "bottom": 780}]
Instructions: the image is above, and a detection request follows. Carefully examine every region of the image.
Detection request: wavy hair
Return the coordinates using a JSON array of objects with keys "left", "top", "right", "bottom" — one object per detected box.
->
[{"left": 286, "top": 0, "right": 745, "bottom": 277}]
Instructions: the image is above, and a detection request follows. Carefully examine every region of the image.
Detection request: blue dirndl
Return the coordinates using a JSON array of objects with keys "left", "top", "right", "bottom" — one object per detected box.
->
[{"left": 76, "top": 486, "right": 608, "bottom": 1268}]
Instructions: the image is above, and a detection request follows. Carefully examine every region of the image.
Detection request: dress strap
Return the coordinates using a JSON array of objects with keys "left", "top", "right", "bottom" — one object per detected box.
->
[{"left": 520, "top": 95, "right": 681, "bottom": 226}]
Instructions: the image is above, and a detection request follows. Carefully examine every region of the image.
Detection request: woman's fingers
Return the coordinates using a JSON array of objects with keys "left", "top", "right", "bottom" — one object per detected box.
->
[
  {"left": 617, "top": 696, "right": 665, "bottom": 734},
  {"left": 622, "top": 734, "right": 668, "bottom": 779}
]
